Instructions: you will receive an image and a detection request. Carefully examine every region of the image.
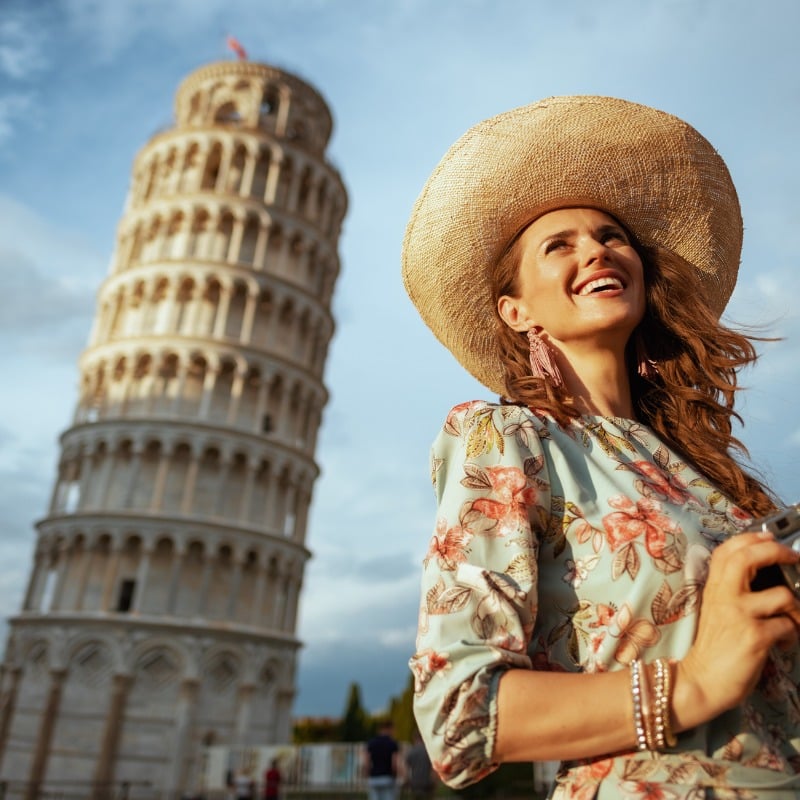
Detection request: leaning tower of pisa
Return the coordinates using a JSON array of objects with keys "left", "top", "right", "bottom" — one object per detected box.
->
[{"left": 0, "top": 59, "right": 346, "bottom": 796}]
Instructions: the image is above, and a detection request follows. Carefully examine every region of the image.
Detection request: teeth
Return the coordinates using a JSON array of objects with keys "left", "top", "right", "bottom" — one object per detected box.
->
[{"left": 578, "top": 277, "right": 623, "bottom": 296}]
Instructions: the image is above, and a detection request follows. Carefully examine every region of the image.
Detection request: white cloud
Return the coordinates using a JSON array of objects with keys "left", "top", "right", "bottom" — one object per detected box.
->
[{"left": 0, "top": 15, "right": 49, "bottom": 80}]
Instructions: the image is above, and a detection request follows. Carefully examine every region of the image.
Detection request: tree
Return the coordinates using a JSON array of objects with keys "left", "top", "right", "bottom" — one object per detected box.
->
[
  {"left": 388, "top": 672, "right": 416, "bottom": 743},
  {"left": 339, "top": 681, "right": 370, "bottom": 742}
]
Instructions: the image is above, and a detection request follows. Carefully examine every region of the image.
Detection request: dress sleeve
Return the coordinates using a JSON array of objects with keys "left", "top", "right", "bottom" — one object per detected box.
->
[{"left": 409, "top": 402, "right": 549, "bottom": 788}]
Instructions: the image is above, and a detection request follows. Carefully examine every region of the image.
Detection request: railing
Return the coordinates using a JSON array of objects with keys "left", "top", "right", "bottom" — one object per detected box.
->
[{"left": 0, "top": 781, "right": 154, "bottom": 800}]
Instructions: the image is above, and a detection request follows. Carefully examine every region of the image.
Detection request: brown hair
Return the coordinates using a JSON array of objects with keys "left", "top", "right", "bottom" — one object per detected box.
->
[{"left": 491, "top": 237, "right": 777, "bottom": 517}]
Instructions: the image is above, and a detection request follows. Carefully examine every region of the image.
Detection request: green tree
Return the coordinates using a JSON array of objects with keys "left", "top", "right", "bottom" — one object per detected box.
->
[
  {"left": 339, "top": 681, "right": 371, "bottom": 742},
  {"left": 388, "top": 672, "right": 416, "bottom": 743}
]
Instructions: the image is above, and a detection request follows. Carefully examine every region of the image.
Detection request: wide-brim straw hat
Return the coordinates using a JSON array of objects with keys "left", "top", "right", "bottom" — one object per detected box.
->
[{"left": 401, "top": 95, "right": 743, "bottom": 397}]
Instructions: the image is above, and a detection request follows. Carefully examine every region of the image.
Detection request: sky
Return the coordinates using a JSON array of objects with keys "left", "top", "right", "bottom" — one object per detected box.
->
[{"left": 1, "top": 0, "right": 799, "bottom": 720}]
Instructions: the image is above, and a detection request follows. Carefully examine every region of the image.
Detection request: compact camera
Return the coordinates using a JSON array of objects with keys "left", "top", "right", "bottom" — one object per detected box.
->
[{"left": 746, "top": 503, "right": 800, "bottom": 594}]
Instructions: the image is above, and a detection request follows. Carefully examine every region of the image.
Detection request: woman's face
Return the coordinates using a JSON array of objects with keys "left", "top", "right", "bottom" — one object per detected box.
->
[{"left": 497, "top": 207, "right": 645, "bottom": 352}]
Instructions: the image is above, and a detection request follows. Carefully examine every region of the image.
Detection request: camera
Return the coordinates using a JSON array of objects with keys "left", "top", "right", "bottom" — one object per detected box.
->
[{"left": 745, "top": 503, "right": 800, "bottom": 593}]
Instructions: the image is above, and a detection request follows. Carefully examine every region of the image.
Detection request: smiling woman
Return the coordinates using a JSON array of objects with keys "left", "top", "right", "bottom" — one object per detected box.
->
[{"left": 402, "top": 96, "right": 800, "bottom": 799}]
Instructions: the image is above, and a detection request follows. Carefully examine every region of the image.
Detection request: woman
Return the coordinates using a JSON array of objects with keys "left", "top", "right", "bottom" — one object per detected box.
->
[{"left": 403, "top": 96, "right": 800, "bottom": 798}]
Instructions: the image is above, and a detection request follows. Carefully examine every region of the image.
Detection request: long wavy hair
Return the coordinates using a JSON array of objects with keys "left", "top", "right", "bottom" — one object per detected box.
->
[{"left": 491, "top": 233, "right": 778, "bottom": 517}]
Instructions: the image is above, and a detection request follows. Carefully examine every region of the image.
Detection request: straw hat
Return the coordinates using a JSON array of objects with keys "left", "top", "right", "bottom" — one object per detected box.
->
[{"left": 401, "top": 95, "right": 743, "bottom": 397}]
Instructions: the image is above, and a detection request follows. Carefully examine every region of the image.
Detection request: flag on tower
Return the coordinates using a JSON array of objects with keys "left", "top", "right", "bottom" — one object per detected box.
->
[{"left": 226, "top": 35, "right": 247, "bottom": 60}]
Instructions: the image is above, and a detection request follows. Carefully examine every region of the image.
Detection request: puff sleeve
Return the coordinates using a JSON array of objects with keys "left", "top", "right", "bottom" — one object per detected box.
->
[{"left": 409, "top": 401, "right": 550, "bottom": 788}]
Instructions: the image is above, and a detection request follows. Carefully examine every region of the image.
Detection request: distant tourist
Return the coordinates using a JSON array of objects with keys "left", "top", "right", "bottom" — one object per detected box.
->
[
  {"left": 233, "top": 766, "right": 256, "bottom": 800},
  {"left": 404, "top": 730, "right": 435, "bottom": 800},
  {"left": 364, "top": 719, "right": 399, "bottom": 800},
  {"left": 263, "top": 758, "right": 282, "bottom": 800}
]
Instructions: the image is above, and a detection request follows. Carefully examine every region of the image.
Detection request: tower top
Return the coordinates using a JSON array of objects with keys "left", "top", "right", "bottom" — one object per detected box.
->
[{"left": 175, "top": 60, "right": 334, "bottom": 154}]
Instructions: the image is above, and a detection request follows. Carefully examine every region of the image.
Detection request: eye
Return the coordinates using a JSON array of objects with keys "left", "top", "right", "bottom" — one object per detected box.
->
[
  {"left": 544, "top": 238, "right": 567, "bottom": 254},
  {"left": 600, "top": 228, "right": 628, "bottom": 245}
]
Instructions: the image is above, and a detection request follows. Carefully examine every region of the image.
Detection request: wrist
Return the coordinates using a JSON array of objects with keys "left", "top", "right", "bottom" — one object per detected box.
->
[{"left": 671, "top": 657, "right": 722, "bottom": 733}]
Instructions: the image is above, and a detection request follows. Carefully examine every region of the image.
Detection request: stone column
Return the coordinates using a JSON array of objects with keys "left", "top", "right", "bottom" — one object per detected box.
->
[
  {"left": 24, "top": 668, "right": 67, "bottom": 800},
  {"left": 93, "top": 450, "right": 116, "bottom": 511},
  {"left": 226, "top": 555, "right": 244, "bottom": 620},
  {"left": 252, "top": 223, "right": 268, "bottom": 270},
  {"left": 212, "top": 285, "right": 233, "bottom": 339},
  {"left": 131, "top": 544, "right": 153, "bottom": 614},
  {"left": 233, "top": 682, "right": 256, "bottom": 747},
  {"left": 239, "top": 150, "right": 256, "bottom": 198},
  {"left": 76, "top": 448, "right": 96, "bottom": 510},
  {"left": 122, "top": 443, "right": 144, "bottom": 507},
  {"left": 250, "top": 559, "right": 267, "bottom": 627},
  {"left": 49, "top": 542, "right": 71, "bottom": 611},
  {"left": 214, "top": 455, "right": 233, "bottom": 517},
  {"left": 74, "top": 542, "right": 95, "bottom": 611},
  {"left": 225, "top": 367, "right": 246, "bottom": 427},
  {"left": 166, "top": 678, "right": 199, "bottom": 795},
  {"left": 90, "top": 673, "right": 133, "bottom": 800},
  {"left": 198, "top": 365, "right": 219, "bottom": 419},
  {"left": 22, "top": 552, "right": 45, "bottom": 611},
  {"left": 227, "top": 217, "right": 245, "bottom": 264},
  {"left": 253, "top": 376, "right": 269, "bottom": 434},
  {"left": 196, "top": 554, "right": 214, "bottom": 617},
  {"left": 149, "top": 449, "right": 171, "bottom": 512},
  {"left": 239, "top": 290, "right": 258, "bottom": 345},
  {"left": 180, "top": 451, "right": 200, "bottom": 515},
  {"left": 165, "top": 545, "right": 185, "bottom": 615},
  {"left": 0, "top": 666, "right": 22, "bottom": 768},
  {"left": 101, "top": 543, "right": 123, "bottom": 611},
  {"left": 237, "top": 459, "right": 258, "bottom": 522}
]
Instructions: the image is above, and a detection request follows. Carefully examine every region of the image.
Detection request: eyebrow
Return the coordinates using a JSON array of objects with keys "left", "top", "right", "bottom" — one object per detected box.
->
[{"left": 540, "top": 223, "right": 626, "bottom": 246}]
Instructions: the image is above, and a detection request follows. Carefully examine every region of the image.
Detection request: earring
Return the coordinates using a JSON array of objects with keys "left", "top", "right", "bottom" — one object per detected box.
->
[
  {"left": 635, "top": 333, "right": 658, "bottom": 380},
  {"left": 527, "top": 328, "right": 563, "bottom": 387}
]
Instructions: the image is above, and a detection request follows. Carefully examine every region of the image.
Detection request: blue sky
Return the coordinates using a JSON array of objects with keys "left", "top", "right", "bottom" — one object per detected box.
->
[{"left": 1, "top": 0, "right": 799, "bottom": 719}]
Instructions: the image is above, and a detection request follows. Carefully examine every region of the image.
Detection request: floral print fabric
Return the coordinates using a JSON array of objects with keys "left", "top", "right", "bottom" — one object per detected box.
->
[{"left": 409, "top": 401, "right": 800, "bottom": 798}]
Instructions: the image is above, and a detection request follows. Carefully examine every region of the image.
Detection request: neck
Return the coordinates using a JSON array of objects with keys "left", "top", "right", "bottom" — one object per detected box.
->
[{"left": 554, "top": 345, "right": 635, "bottom": 419}]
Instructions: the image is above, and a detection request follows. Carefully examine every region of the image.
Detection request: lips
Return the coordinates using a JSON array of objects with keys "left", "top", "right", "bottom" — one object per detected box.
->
[{"left": 574, "top": 270, "right": 626, "bottom": 296}]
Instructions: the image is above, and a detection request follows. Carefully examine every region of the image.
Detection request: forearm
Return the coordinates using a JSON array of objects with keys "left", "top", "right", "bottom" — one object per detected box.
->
[
  {"left": 495, "top": 662, "right": 719, "bottom": 763},
  {"left": 496, "top": 667, "right": 636, "bottom": 762}
]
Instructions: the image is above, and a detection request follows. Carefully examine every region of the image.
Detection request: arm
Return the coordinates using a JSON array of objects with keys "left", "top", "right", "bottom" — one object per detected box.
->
[
  {"left": 495, "top": 528, "right": 800, "bottom": 762},
  {"left": 411, "top": 403, "right": 544, "bottom": 787}
]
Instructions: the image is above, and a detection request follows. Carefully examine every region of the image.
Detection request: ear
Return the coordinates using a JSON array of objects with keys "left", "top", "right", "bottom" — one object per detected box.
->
[{"left": 497, "top": 294, "right": 533, "bottom": 333}]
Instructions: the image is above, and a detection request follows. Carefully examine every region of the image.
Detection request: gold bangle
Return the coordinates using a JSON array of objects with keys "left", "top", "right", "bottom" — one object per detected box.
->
[
  {"left": 657, "top": 657, "right": 678, "bottom": 747},
  {"left": 639, "top": 660, "right": 656, "bottom": 750}
]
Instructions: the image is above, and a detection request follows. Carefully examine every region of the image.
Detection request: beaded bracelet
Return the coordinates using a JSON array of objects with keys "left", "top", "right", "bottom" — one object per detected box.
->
[
  {"left": 653, "top": 657, "right": 677, "bottom": 748},
  {"left": 629, "top": 659, "right": 648, "bottom": 751}
]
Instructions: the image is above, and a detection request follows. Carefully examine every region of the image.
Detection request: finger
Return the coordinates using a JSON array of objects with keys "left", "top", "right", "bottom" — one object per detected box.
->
[
  {"left": 711, "top": 537, "right": 800, "bottom": 587},
  {"left": 747, "top": 584, "right": 800, "bottom": 617}
]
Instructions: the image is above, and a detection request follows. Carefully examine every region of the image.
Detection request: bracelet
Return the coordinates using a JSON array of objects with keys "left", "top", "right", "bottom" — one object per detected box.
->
[
  {"left": 653, "top": 658, "right": 677, "bottom": 748},
  {"left": 629, "top": 659, "right": 648, "bottom": 751},
  {"left": 639, "top": 660, "right": 656, "bottom": 751}
]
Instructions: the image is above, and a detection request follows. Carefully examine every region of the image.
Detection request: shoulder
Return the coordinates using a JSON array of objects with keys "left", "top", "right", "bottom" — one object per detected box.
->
[{"left": 435, "top": 399, "right": 550, "bottom": 456}]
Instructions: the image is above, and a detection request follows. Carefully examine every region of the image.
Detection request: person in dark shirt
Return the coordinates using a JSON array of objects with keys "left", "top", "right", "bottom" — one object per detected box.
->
[{"left": 364, "top": 719, "right": 399, "bottom": 800}]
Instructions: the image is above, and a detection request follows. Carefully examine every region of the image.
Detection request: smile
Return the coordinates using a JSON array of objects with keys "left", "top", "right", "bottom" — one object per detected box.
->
[{"left": 575, "top": 274, "right": 626, "bottom": 296}]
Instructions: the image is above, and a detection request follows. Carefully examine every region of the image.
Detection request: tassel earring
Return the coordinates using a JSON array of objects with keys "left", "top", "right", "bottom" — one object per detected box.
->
[
  {"left": 635, "top": 333, "right": 658, "bottom": 380},
  {"left": 527, "top": 328, "right": 563, "bottom": 387}
]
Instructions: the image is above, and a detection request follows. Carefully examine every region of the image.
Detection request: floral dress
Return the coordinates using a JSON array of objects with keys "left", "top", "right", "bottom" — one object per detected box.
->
[{"left": 409, "top": 401, "right": 800, "bottom": 799}]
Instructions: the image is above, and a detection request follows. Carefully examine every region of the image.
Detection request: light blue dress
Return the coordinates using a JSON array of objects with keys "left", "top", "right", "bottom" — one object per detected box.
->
[{"left": 410, "top": 401, "right": 800, "bottom": 798}]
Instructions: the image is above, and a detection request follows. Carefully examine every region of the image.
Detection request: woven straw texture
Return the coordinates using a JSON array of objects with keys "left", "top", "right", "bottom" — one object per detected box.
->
[{"left": 401, "top": 95, "right": 743, "bottom": 396}]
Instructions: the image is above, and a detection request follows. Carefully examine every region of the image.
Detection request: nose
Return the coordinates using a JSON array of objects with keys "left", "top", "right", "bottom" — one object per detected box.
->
[{"left": 578, "top": 234, "right": 609, "bottom": 267}]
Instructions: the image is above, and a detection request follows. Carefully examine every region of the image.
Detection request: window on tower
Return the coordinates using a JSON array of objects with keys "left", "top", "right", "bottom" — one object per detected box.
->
[{"left": 117, "top": 579, "right": 136, "bottom": 613}]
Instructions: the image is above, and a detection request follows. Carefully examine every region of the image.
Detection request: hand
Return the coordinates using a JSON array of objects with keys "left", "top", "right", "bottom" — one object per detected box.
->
[{"left": 675, "top": 530, "right": 800, "bottom": 728}]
